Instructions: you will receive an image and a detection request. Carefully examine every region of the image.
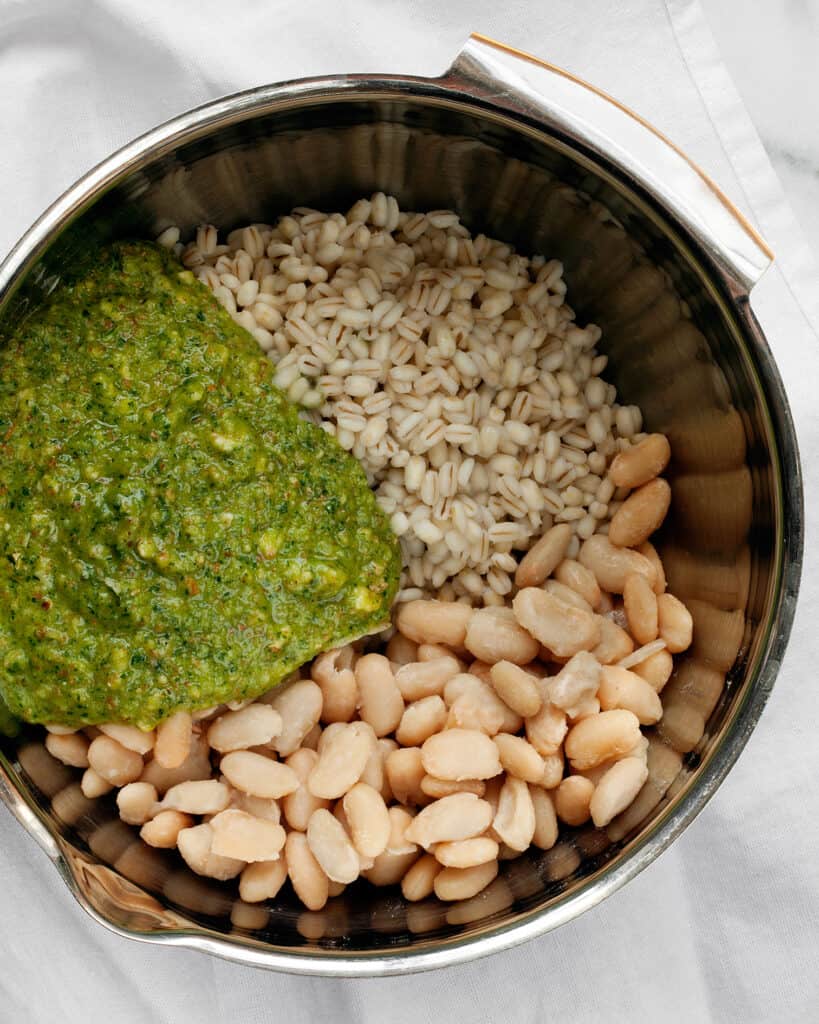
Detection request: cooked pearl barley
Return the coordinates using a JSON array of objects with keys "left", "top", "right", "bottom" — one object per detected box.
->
[{"left": 174, "top": 199, "right": 640, "bottom": 603}]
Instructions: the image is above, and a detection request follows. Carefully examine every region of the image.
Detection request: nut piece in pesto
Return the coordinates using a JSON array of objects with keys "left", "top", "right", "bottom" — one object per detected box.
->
[{"left": 0, "top": 242, "right": 400, "bottom": 729}]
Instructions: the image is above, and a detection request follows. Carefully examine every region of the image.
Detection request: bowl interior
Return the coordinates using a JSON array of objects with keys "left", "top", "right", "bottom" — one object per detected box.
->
[{"left": 0, "top": 88, "right": 794, "bottom": 970}]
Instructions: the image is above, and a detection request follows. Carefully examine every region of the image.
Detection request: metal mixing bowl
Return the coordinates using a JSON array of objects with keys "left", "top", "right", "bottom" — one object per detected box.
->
[{"left": 0, "top": 34, "right": 802, "bottom": 975}]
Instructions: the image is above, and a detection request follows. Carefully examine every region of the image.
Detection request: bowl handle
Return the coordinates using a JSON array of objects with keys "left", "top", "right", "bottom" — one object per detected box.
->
[{"left": 438, "top": 34, "right": 772, "bottom": 295}]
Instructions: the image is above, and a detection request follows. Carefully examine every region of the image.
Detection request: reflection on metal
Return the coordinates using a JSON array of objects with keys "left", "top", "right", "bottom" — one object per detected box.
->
[{"left": 0, "top": 33, "right": 802, "bottom": 975}]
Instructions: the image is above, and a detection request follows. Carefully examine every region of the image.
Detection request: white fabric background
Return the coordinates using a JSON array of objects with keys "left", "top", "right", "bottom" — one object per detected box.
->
[{"left": 1, "top": 1, "right": 817, "bottom": 1021}]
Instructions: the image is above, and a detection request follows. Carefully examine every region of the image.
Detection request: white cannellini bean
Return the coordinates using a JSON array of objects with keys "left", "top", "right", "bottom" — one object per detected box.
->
[
  {"left": 87, "top": 736, "right": 143, "bottom": 787},
  {"left": 421, "top": 729, "right": 503, "bottom": 781},
  {"left": 286, "top": 831, "right": 329, "bottom": 911},
  {"left": 283, "top": 748, "right": 330, "bottom": 831},
  {"left": 220, "top": 752, "right": 300, "bottom": 799},
  {"left": 207, "top": 704, "right": 283, "bottom": 752},
  {"left": 239, "top": 856, "right": 289, "bottom": 903},
  {"left": 161, "top": 779, "right": 231, "bottom": 815},
  {"left": 306, "top": 808, "right": 361, "bottom": 884},
  {"left": 343, "top": 783, "right": 391, "bottom": 859},
  {"left": 140, "top": 810, "right": 192, "bottom": 848},
  {"left": 98, "top": 724, "right": 155, "bottom": 754},
  {"left": 404, "top": 793, "right": 493, "bottom": 848},
  {"left": 154, "top": 711, "right": 192, "bottom": 769},
  {"left": 177, "top": 823, "right": 245, "bottom": 880},
  {"left": 589, "top": 756, "right": 649, "bottom": 826},
  {"left": 209, "top": 809, "right": 286, "bottom": 861},
  {"left": 433, "top": 836, "right": 499, "bottom": 868},
  {"left": 492, "top": 776, "right": 536, "bottom": 851},
  {"left": 355, "top": 654, "right": 405, "bottom": 736},
  {"left": 434, "top": 860, "right": 499, "bottom": 901},
  {"left": 116, "top": 782, "right": 158, "bottom": 825},
  {"left": 267, "top": 679, "right": 323, "bottom": 756},
  {"left": 307, "top": 722, "right": 373, "bottom": 799},
  {"left": 512, "top": 588, "right": 601, "bottom": 658}
]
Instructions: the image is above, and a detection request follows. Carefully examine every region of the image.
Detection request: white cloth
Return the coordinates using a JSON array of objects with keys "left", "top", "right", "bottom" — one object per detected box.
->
[{"left": 1, "top": 1, "right": 817, "bottom": 1020}]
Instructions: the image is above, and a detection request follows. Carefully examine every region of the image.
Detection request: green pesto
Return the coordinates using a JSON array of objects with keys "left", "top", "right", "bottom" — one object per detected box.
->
[{"left": 0, "top": 242, "right": 400, "bottom": 729}]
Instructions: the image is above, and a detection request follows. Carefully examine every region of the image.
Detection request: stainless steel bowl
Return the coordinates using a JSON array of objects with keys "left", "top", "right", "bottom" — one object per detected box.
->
[{"left": 0, "top": 34, "right": 802, "bottom": 975}]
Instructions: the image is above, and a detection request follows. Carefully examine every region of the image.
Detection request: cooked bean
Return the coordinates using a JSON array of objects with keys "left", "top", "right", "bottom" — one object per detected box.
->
[
  {"left": 312, "top": 648, "right": 358, "bottom": 724},
  {"left": 395, "top": 599, "right": 472, "bottom": 647},
  {"left": 515, "top": 523, "right": 572, "bottom": 588},
  {"left": 308, "top": 722, "right": 372, "bottom": 799},
  {"left": 405, "top": 793, "right": 494, "bottom": 848},
  {"left": 282, "top": 748, "right": 329, "bottom": 830},
  {"left": 154, "top": 711, "right": 192, "bottom": 770},
  {"left": 116, "top": 782, "right": 158, "bottom": 825},
  {"left": 386, "top": 632, "right": 419, "bottom": 665},
  {"left": 420, "top": 776, "right": 486, "bottom": 799},
  {"left": 434, "top": 860, "right": 498, "bottom": 901},
  {"left": 385, "top": 806, "right": 418, "bottom": 854},
  {"left": 239, "top": 856, "right": 289, "bottom": 903},
  {"left": 579, "top": 534, "right": 656, "bottom": 594},
  {"left": 306, "top": 808, "right": 360, "bottom": 884},
  {"left": 434, "top": 836, "right": 499, "bottom": 868},
  {"left": 385, "top": 746, "right": 427, "bottom": 806},
  {"left": 638, "top": 540, "right": 667, "bottom": 594},
  {"left": 208, "top": 704, "right": 283, "bottom": 753},
  {"left": 139, "top": 809, "right": 192, "bottom": 848},
  {"left": 554, "top": 558, "right": 602, "bottom": 610},
  {"left": 609, "top": 478, "right": 671, "bottom": 548},
  {"left": 219, "top": 752, "right": 299, "bottom": 800},
  {"left": 489, "top": 661, "right": 542, "bottom": 718},
  {"left": 632, "top": 648, "right": 674, "bottom": 692},
  {"left": 421, "top": 729, "right": 503, "bottom": 781},
  {"left": 465, "top": 607, "right": 541, "bottom": 665},
  {"left": 401, "top": 853, "right": 441, "bottom": 901},
  {"left": 80, "top": 768, "right": 113, "bottom": 798},
  {"left": 358, "top": 738, "right": 385, "bottom": 795},
  {"left": 657, "top": 593, "right": 694, "bottom": 652},
  {"left": 417, "top": 643, "right": 463, "bottom": 666},
  {"left": 396, "top": 695, "right": 448, "bottom": 746},
  {"left": 98, "top": 723, "right": 155, "bottom": 755},
  {"left": 565, "top": 709, "right": 642, "bottom": 770},
  {"left": 286, "top": 831, "right": 329, "bottom": 910},
  {"left": 355, "top": 654, "right": 405, "bottom": 736},
  {"left": 592, "top": 616, "right": 635, "bottom": 664},
  {"left": 608, "top": 433, "right": 671, "bottom": 489},
  {"left": 492, "top": 776, "right": 536, "bottom": 851},
  {"left": 547, "top": 651, "right": 601, "bottom": 717},
  {"left": 362, "top": 807, "right": 420, "bottom": 886},
  {"left": 623, "top": 573, "right": 659, "bottom": 645},
  {"left": 598, "top": 665, "right": 663, "bottom": 724},
  {"left": 493, "top": 734, "right": 546, "bottom": 783},
  {"left": 177, "top": 823, "right": 245, "bottom": 880},
  {"left": 267, "top": 679, "right": 323, "bottom": 756},
  {"left": 394, "top": 657, "right": 461, "bottom": 701},
  {"left": 543, "top": 579, "right": 593, "bottom": 613},
  {"left": 161, "top": 779, "right": 231, "bottom": 815},
  {"left": 589, "top": 756, "right": 649, "bottom": 826},
  {"left": 141, "top": 732, "right": 212, "bottom": 793},
  {"left": 231, "top": 791, "right": 281, "bottom": 824},
  {"left": 362, "top": 848, "right": 420, "bottom": 887},
  {"left": 444, "top": 674, "right": 511, "bottom": 736},
  {"left": 525, "top": 701, "right": 568, "bottom": 757},
  {"left": 554, "top": 776, "right": 594, "bottom": 826},
  {"left": 529, "top": 785, "right": 559, "bottom": 849},
  {"left": 87, "top": 736, "right": 143, "bottom": 787},
  {"left": 513, "top": 588, "right": 601, "bottom": 658},
  {"left": 45, "top": 732, "right": 89, "bottom": 768},
  {"left": 540, "top": 750, "right": 565, "bottom": 789},
  {"left": 343, "top": 783, "right": 391, "bottom": 859},
  {"left": 210, "top": 809, "right": 286, "bottom": 861}
]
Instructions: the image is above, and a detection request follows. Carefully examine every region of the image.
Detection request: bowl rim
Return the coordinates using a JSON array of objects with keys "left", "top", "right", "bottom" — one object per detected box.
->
[{"left": 0, "top": 69, "right": 804, "bottom": 976}]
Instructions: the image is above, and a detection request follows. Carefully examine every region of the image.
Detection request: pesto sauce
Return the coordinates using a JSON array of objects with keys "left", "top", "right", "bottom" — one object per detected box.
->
[{"left": 0, "top": 242, "right": 400, "bottom": 728}]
